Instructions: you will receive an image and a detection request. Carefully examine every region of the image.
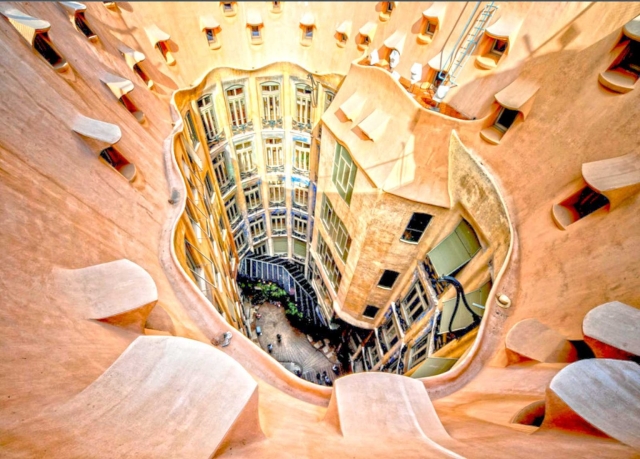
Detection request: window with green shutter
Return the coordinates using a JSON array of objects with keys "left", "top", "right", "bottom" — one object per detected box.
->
[
  {"left": 426, "top": 219, "right": 481, "bottom": 278},
  {"left": 332, "top": 142, "right": 357, "bottom": 205},
  {"left": 272, "top": 237, "right": 288, "bottom": 254},
  {"left": 438, "top": 281, "right": 491, "bottom": 334},
  {"left": 293, "top": 239, "right": 307, "bottom": 257}
]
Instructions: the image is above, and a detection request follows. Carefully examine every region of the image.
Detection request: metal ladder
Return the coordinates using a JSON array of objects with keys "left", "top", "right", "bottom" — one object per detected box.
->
[{"left": 438, "top": 2, "right": 498, "bottom": 87}]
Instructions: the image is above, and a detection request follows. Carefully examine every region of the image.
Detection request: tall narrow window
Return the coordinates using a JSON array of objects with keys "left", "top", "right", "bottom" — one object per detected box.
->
[
  {"left": 317, "top": 234, "right": 343, "bottom": 292},
  {"left": 304, "top": 26, "right": 314, "bottom": 39},
  {"left": 401, "top": 213, "right": 432, "bottom": 243},
  {"left": 235, "top": 141, "right": 256, "bottom": 179},
  {"left": 320, "top": 194, "right": 351, "bottom": 263},
  {"left": 205, "top": 28, "right": 217, "bottom": 47},
  {"left": 213, "top": 150, "right": 233, "bottom": 194},
  {"left": 381, "top": 315, "right": 399, "bottom": 349},
  {"left": 226, "top": 86, "right": 247, "bottom": 127},
  {"left": 234, "top": 229, "right": 247, "bottom": 251},
  {"left": 552, "top": 186, "right": 610, "bottom": 229},
  {"left": 261, "top": 83, "right": 281, "bottom": 124},
  {"left": 271, "top": 1, "right": 282, "bottom": 13},
  {"left": 197, "top": 94, "right": 224, "bottom": 146},
  {"left": 293, "top": 184, "right": 309, "bottom": 211},
  {"left": 184, "top": 110, "right": 200, "bottom": 150},
  {"left": 400, "top": 281, "right": 431, "bottom": 326},
  {"left": 99, "top": 146, "right": 136, "bottom": 182},
  {"left": 489, "top": 39, "right": 508, "bottom": 57},
  {"left": 295, "top": 85, "right": 313, "bottom": 127},
  {"left": 332, "top": 142, "right": 357, "bottom": 205},
  {"left": 225, "top": 194, "right": 241, "bottom": 227},
  {"left": 250, "top": 216, "right": 266, "bottom": 241},
  {"left": 269, "top": 178, "right": 285, "bottom": 206},
  {"left": 324, "top": 91, "right": 335, "bottom": 112},
  {"left": 408, "top": 332, "right": 431, "bottom": 369},
  {"left": 133, "top": 63, "right": 151, "bottom": 87},
  {"left": 293, "top": 141, "right": 310, "bottom": 174},
  {"left": 222, "top": 2, "right": 236, "bottom": 16},
  {"left": 243, "top": 182, "right": 263, "bottom": 213},
  {"left": 264, "top": 138, "right": 284, "bottom": 171},
  {"left": 74, "top": 12, "right": 96, "bottom": 39},
  {"left": 254, "top": 242, "right": 268, "bottom": 255},
  {"left": 204, "top": 173, "right": 215, "bottom": 199},
  {"left": 34, "top": 32, "right": 67, "bottom": 70},
  {"left": 250, "top": 26, "right": 261, "bottom": 40},
  {"left": 293, "top": 214, "right": 308, "bottom": 239},
  {"left": 423, "top": 20, "right": 437, "bottom": 38},
  {"left": 271, "top": 213, "right": 287, "bottom": 235}
]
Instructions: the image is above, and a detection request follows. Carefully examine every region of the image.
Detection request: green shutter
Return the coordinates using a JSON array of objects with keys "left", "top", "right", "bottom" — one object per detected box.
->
[
  {"left": 438, "top": 282, "right": 490, "bottom": 334},
  {"left": 410, "top": 357, "right": 458, "bottom": 378},
  {"left": 455, "top": 220, "right": 481, "bottom": 259},
  {"left": 294, "top": 239, "right": 307, "bottom": 257},
  {"left": 273, "top": 237, "right": 288, "bottom": 254},
  {"left": 428, "top": 231, "right": 471, "bottom": 277}
]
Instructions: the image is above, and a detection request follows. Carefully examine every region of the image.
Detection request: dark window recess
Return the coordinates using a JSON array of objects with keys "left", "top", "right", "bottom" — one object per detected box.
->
[
  {"left": 494, "top": 108, "right": 519, "bottom": 133},
  {"left": 434, "top": 71, "right": 448, "bottom": 88},
  {"left": 570, "top": 187, "right": 610, "bottom": 219},
  {"left": 363, "top": 305, "right": 380, "bottom": 319},
  {"left": 401, "top": 212, "right": 432, "bottom": 243},
  {"left": 74, "top": 13, "right": 96, "bottom": 39},
  {"left": 133, "top": 63, "right": 150, "bottom": 85},
  {"left": 617, "top": 40, "right": 640, "bottom": 76},
  {"left": 378, "top": 270, "right": 400, "bottom": 289},
  {"left": 33, "top": 33, "right": 64, "bottom": 68},
  {"left": 491, "top": 39, "right": 507, "bottom": 55}
]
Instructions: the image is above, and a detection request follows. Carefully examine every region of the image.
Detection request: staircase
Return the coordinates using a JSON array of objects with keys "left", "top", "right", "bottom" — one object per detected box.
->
[
  {"left": 438, "top": 2, "right": 498, "bottom": 87},
  {"left": 240, "top": 253, "right": 325, "bottom": 326}
]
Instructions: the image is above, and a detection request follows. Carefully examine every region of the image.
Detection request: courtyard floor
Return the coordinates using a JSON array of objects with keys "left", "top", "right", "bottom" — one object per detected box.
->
[{"left": 252, "top": 301, "right": 341, "bottom": 386}]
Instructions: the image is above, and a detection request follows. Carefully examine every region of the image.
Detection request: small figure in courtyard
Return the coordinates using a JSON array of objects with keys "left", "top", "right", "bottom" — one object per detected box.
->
[
  {"left": 267, "top": 343, "right": 273, "bottom": 353},
  {"left": 316, "top": 372, "right": 321, "bottom": 381},
  {"left": 276, "top": 333, "right": 282, "bottom": 343},
  {"left": 332, "top": 364, "right": 340, "bottom": 375}
]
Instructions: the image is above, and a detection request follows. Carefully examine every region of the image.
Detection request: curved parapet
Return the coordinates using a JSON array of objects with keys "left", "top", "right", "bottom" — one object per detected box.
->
[
  {"left": 3, "top": 336, "right": 264, "bottom": 457},
  {"left": 53, "top": 259, "right": 158, "bottom": 332},
  {"left": 505, "top": 318, "right": 577, "bottom": 364},
  {"left": 543, "top": 359, "right": 640, "bottom": 450},
  {"left": 324, "top": 372, "right": 464, "bottom": 457},
  {"left": 583, "top": 301, "right": 640, "bottom": 360}
]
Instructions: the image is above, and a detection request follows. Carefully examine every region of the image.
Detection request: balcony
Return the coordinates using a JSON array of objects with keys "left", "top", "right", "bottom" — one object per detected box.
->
[
  {"left": 240, "top": 167, "right": 258, "bottom": 181},
  {"left": 261, "top": 117, "right": 283, "bottom": 129}
]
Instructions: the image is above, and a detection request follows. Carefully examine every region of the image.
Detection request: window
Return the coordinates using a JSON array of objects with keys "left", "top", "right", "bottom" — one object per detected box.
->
[
  {"left": 249, "top": 216, "right": 266, "bottom": 240},
  {"left": 243, "top": 182, "right": 263, "bottom": 213},
  {"left": 222, "top": 2, "right": 236, "bottom": 16},
  {"left": 381, "top": 315, "right": 399, "bottom": 349},
  {"left": 155, "top": 40, "right": 174, "bottom": 65},
  {"left": 271, "top": 1, "right": 282, "bottom": 13},
  {"left": 339, "top": 33, "right": 348, "bottom": 44},
  {"left": 295, "top": 85, "right": 313, "bottom": 126},
  {"left": 264, "top": 138, "right": 284, "bottom": 171},
  {"left": 599, "top": 39, "right": 640, "bottom": 93},
  {"left": 293, "top": 214, "right": 307, "bottom": 239},
  {"left": 235, "top": 141, "right": 256, "bottom": 179},
  {"left": 261, "top": 83, "right": 281, "bottom": 122},
  {"left": 409, "top": 333, "right": 431, "bottom": 369},
  {"left": 99, "top": 146, "right": 136, "bottom": 182},
  {"left": 204, "top": 172, "right": 215, "bottom": 198},
  {"left": 133, "top": 63, "right": 151, "bottom": 87},
  {"left": 424, "top": 219, "right": 482, "bottom": 296},
  {"left": 234, "top": 229, "right": 247, "bottom": 251},
  {"left": 332, "top": 142, "right": 357, "bottom": 205},
  {"left": 304, "top": 26, "right": 314, "bottom": 39},
  {"left": 363, "top": 305, "right": 379, "bottom": 319},
  {"left": 489, "top": 39, "right": 508, "bottom": 57},
  {"left": 384, "top": 2, "right": 394, "bottom": 14},
  {"left": 254, "top": 242, "right": 268, "bottom": 255},
  {"left": 271, "top": 213, "right": 287, "bottom": 234},
  {"left": 433, "top": 70, "right": 448, "bottom": 89},
  {"left": 439, "top": 281, "right": 491, "bottom": 334},
  {"left": 184, "top": 110, "right": 200, "bottom": 150},
  {"left": 268, "top": 178, "right": 285, "bottom": 206},
  {"left": 250, "top": 26, "right": 260, "bottom": 39},
  {"left": 273, "top": 236, "right": 288, "bottom": 255},
  {"left": 423, "top": 20, "right": 437, "bottom": 37},
  {"left": 205, "top": 28, "right": 217, "bottom": 47},
  {"left": 401, "top": 213, "right": 432, "bottom": 243},
  {"left": 293, "top": 141, "right": 310, "bottom": 173},
  {"left": 197, "top": 95, "right": 223, "bottom": 145},
  {"left": 293, "top": 238, "right": 307, "bottom": 261},
  {"left": 74, "top": 12, "right": 96, "bottom": 39},
  {"left": 494, "top": 107, "right": 518, "bottom": 133},
  {"left": 212, "top": 150, "right": 233, "bottom": 194},
  {"left": 317, "top": 234, "right": 342, "bottom": 292},
  {"left": 225, "top": 194, "right": 241, "bottom": 227},
  {"left": 34, "top": 32, "right": 67, "bottom": 70},
  {"left": 400, "top": 281, "right": 431, "bottom": 326},
  {"left": 226, "top": 86, "right": 247, "bottom": 127},
  {"left": 552, "top": 186, "right": 610, "bottom": 229},
  {"left": 378, "top": 270, "right": 400, "bottom": 289},
  {"left": 320, "top": 195, "right": 352, "bottom": 263},
  {"left": 118, "top": 93, "right": 144, "bottom": 123},
  {"left": 324, "top": 91, "right": 335, "bottom": 112},
  {"left": 293, "top": 184, "right": 309, "bottom": 210}
]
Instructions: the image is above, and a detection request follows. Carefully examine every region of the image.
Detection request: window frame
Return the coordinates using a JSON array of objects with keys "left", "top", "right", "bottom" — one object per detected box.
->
[{"left": 332, "top": 142, "right": 357, "bottom": 205}]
